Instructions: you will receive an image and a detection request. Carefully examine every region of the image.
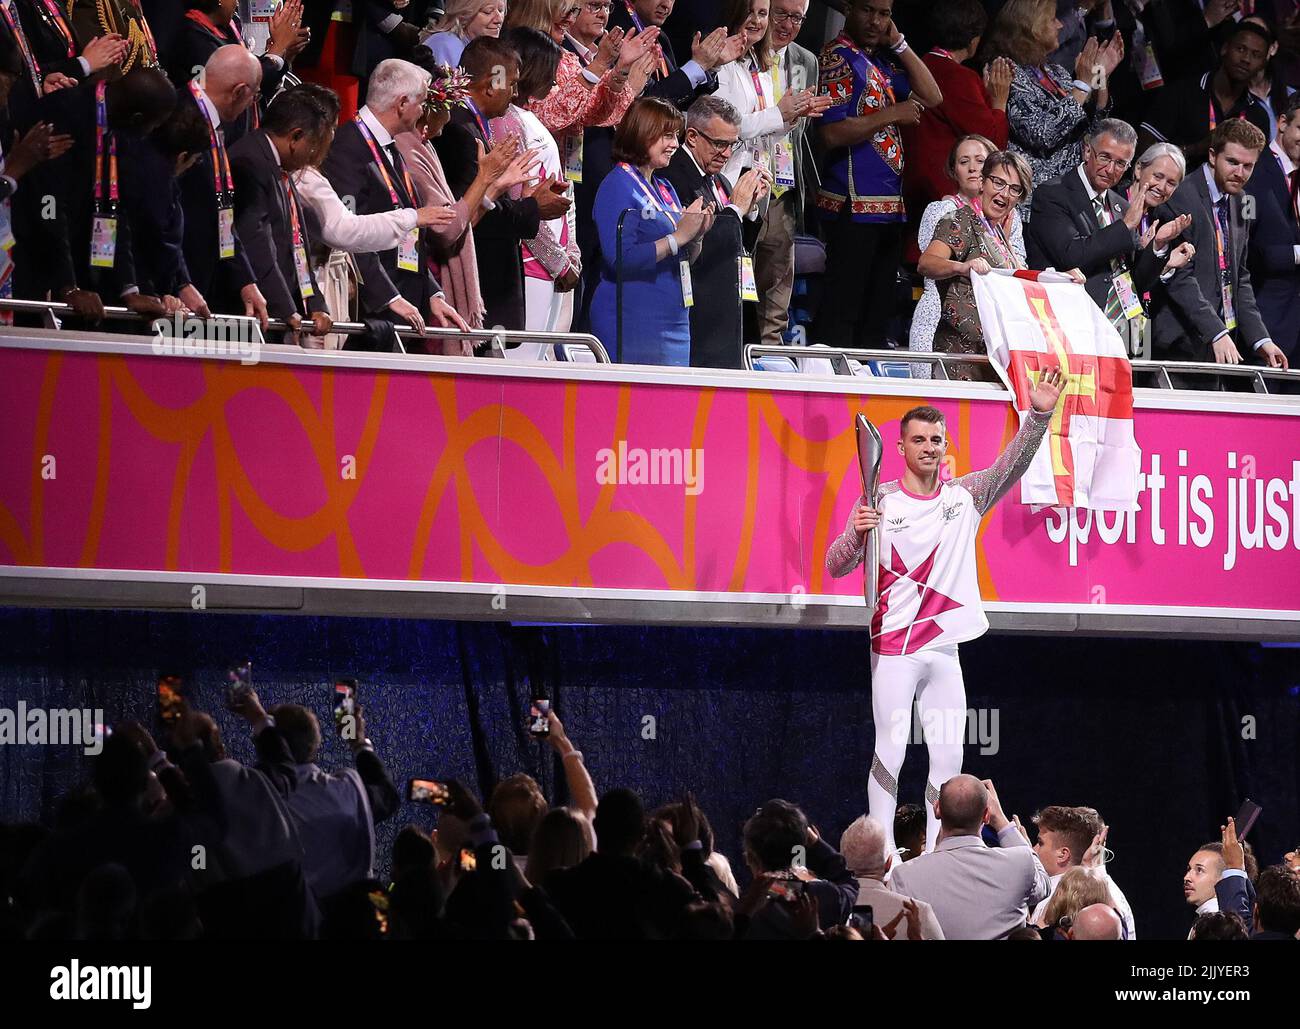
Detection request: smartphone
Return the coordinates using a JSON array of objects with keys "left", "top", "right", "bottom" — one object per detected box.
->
[
  {"left": 528, "top": 698, "right": 551, "bottom": 738},
  {"left": 1234, "top": 798, "right": 1262, "bottom": 840},
  {"left": 767, "top": 878, "right": 804, "bottom": 902},
  {"left": 333, "top": 679, "right": 357, "bottom": 730},
  {"left": 459, "top": 848, "right": 477, "bottom": 873},
  {"left": 225, "top": 661, "right": 253, "bottom": 709},
  {"left": 848, "top": 905, "right": 874, "bottom": 934},
  {"left": 408, "top": 778, "right": 451, "bottom": 805},
  {"left": 157, "top": 675, "right": 185, "bottom": 726}
]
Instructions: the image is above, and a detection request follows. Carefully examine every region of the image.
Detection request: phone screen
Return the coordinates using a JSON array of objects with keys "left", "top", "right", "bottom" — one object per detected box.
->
[
  {"left": 767, "top": 879, "right": 804, "bottom": 902},
  {"left": 459, "top": 848, "right": 477, "bottom": 873},
  {"left": 849, "top": 905, "right": 874, "bottom": 934},
  {"left": 225, "top": 662, "right": 253, "bottom": 708},
  {"left": 408, "top": 778, "right": 450, "bottom": 805},
  {"left": 528, "top": 698, "right": 551, "bottom": 737},
  {"left": 157, "top": 676, "right": 184, "bottom": 725},
  {"left": 333, "top": 681, "right": 357, "bottom": 726}
]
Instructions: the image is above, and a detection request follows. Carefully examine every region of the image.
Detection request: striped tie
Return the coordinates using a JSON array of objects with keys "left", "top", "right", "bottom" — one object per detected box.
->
[{"left": 1094, "top": 195, "right": 1127, "bottom": 333}]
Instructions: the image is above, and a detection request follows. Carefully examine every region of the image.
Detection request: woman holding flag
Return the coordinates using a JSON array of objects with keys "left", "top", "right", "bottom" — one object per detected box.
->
[
  {"left": 919, "top": 148, "right": 1087, "bottom": 381},
  {"left": 590, "top": 96, "right": 714, "bottom": 365}
]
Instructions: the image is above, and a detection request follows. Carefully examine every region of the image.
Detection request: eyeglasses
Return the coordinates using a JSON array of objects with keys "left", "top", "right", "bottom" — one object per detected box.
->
[
  {"left": 692, "top": 128, "right": 741, "bottom": 153},
  {"left": 583, "top": 1, "right": 612, "bottom": 11},
  {"left": 986, "top": 173, "right": 1026, "bottom": 198},
  {"left": 563, "top": 6, "right": 582, "bottom": 19},
  {"left": 1088, "top": 148, "right": 1131, "bottom": 172},
  {"left": 772, "top": 11, "right": 806, "bottom": 24}
]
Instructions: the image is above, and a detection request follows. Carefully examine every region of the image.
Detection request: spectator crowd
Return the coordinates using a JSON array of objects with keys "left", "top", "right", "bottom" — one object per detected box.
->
[
  {"left": 0, "top": 0, "right": 1296, "bottom": 383},
  {"left": 1, "top": 683, "right": 1297, "bottom": 941}
]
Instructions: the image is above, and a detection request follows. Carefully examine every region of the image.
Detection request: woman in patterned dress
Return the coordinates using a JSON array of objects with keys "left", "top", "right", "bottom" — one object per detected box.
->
[
  {"left": 977, "top": 0, "right": 1125, "bottom": 215},
  {"left": 908, "top": 133, "right": 1025, "bottom": 377},
  {"left": 503, "top": 0, "right": 658, "bottom": 165},
  {"left": 918, "top": 149, "right": 1083, "bottom": 381}
]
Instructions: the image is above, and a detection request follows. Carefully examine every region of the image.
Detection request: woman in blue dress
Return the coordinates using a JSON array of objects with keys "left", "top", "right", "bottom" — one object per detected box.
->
[{"left": 591, "top": 97, "right": 715, "bottom": 366}]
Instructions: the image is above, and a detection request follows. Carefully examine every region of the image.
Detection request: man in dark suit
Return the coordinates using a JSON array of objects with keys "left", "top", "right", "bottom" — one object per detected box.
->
[
  {"left": 1149, "top": 119, "right": 1290, "bottom": 373},
  {"left": 12, "top": 65, "right": 175, "bottom": 322},
  {"left": 1245, "top": 94, "right": 1300, "bottom": 379},
  {"left": 1028, "top": 118, "right": 1185, "bottom": 352},
  {"left": 352, "top": 0, "right": 436, "bottom": 85},
  {"left": 433, "top": 36, "right": 569, "bottom": 332},
  {"left": 323, "top": 56, "right": 470, "bottom": 347},
  {"left": 178, "top": 44, "right": 268, "bottom": 324},
  {"left": 12, "top": 0, "right": 128, "bottom": 85},
  {"left": 167, "top": 0, "right": 306, "bottom": 144},
  {"left": 662, "top": 94, "right": 767, "bottom": 368},
  {"left": 607, "top": 0, "right": 734, "bottom": 107},
  {"left": 228, "top": 84, "right": 333, "bottom": 342}
]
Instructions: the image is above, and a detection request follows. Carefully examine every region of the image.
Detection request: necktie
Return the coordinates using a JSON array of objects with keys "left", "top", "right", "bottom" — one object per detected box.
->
[
  {"left": 1094, "top": 194, "right": 1127, "bottom": 332},
  {"left": 712, "top": 174, "right": 728, "bottom": 208},
  {"left": 769, "top": 53, "right": 793, "bottom": 200},
  {"left": 1290, "top": 168, "right": 1299, "bottom": 224},
  {"left": 384, "top": 142, "right": 412, "bottom": 207},
  {"left": 1215, "top": 195, "right": 1234, "bottom": 317},
  {"left": 282, "top": 171, "right": 310, "bottom": 316}
]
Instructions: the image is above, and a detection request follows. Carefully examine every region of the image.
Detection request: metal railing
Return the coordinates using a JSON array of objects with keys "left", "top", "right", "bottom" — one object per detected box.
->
[
  {"left": 744, "top": 344, "right": 1300, "bottom": 394},
  {"left": 0, "top": 299, "right": 611, "bottom": 363}
]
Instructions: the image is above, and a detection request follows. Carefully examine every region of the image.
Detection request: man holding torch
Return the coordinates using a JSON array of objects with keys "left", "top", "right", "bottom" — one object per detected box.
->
[{"left": 826, "top": 368, "right": 1064, "bottom": 859}]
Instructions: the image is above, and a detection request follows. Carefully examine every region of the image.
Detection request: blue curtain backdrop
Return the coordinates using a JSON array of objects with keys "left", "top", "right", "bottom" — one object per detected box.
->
[{"left": 0, "top": 608, "right": 1296, "bottom": 940}]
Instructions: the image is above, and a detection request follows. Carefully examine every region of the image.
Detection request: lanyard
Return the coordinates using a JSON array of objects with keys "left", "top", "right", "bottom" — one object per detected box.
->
[
  {"left": 94, "top": 81, "right": 118, "bottom": 211},
  {"left": 1032, "top": 65, "right": 1068, "bottom": 98},
  {"left": 185, "top": 8, "right": 231, "bottom": 42},
  {"left": 1211, "top": 197, "right": 1230, "bottom": 275},
  {"left": 37, "top": 0, "right": 76, "bottom": 58},
  {"left": 284, "top": 172, "right": 304, "bottom": 247},
  {"left": 623, "top": 2, "right": 668, "bottom": 78},
  {"left": 191, "top": 82, "right": 233, "bottom": 200},
  {"left": 619, "top": 163, "right": 680, "bottom": 224},
  {"left": 1208, "top": 96, "right": 1247, "bottom": 132},
  {"left": 972, "top": 199, "right": 1016, "bottom": 266},
  {"left": 355, "top": 117, "right": 415, "bottom": 207},
  {"left": 464, "top": 97, "right": 491, "bottom": 142},
  {"left": 749, "top": 57, "right": 768, "bottom": 111},
  {"left": 0, "top": 2, "right": 43, "bottom": 94}
]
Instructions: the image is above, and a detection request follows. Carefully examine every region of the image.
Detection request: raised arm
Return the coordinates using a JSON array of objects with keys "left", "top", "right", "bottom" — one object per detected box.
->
[
  {"left": 547, "top": 710, "right": 596, "bottom": 821},
  {"left": 954, "top": 369, "right": 1062, "bottom": 514}
]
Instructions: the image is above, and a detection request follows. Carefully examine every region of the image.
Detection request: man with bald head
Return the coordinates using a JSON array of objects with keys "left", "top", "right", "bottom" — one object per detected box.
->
[
  {"left": 889, "top": 775, "right": 1050, "bottom": 939},
  {"left": 178, "top": 45, "right": 268, "bottom": 326},
  {"left": 1068, "top": 903, "right": 1124, "bottom": 940}
]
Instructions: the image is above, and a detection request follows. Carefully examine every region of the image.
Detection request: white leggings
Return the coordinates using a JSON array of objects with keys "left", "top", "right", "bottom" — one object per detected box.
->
[{"left": 867, "top": 644, "right": 967, "bottom": 856}]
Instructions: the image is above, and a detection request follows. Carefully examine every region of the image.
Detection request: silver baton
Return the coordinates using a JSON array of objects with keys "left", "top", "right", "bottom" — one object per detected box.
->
[{"left": 855, "top": 413, "right": 884, "bottom": 610}]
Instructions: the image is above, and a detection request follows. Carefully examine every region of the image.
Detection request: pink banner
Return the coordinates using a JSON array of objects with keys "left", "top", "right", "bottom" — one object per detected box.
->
[{"left": 1, "top": 343, "right": 1298, "bottom": 618}]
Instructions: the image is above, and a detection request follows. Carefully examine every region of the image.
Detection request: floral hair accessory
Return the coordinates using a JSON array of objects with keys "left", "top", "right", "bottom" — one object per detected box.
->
[{"left": 426, "top": 65, "right": 472, "bottom": 111}]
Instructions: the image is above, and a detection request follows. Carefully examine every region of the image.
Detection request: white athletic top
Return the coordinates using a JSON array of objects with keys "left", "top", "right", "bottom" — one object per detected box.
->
[{"left": 827, "top": 410, "right": 1051, "bottom": 656}]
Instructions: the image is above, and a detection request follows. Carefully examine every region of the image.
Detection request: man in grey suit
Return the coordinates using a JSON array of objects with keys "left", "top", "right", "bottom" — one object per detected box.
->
[
  {"left": 889, "top": 775, "right": 1050, "bottom": 940},
  {"left": 754, "top": 0, "right": 823, "bottom": 347},
  {"left": 1149, "top": 119, "right": 1290, "bottom": 374}
]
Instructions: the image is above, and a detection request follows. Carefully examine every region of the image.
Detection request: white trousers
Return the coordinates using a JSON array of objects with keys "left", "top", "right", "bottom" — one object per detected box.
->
[
  {"left": 513, "top": 277, "right": 575, "bottom": 360},
  {"left": 867, "top": 643, "right": 967, "bottom": 856}
]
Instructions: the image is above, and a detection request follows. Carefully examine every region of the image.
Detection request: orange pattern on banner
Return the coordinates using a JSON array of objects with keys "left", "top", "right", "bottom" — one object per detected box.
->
[{"left": 3, "top": 353, "right": 1003, "bottom": 598}]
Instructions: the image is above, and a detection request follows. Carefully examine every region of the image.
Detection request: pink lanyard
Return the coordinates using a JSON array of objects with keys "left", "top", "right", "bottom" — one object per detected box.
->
[{"left": 620, "top": 163, "right": 680, "bottom": 225}]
